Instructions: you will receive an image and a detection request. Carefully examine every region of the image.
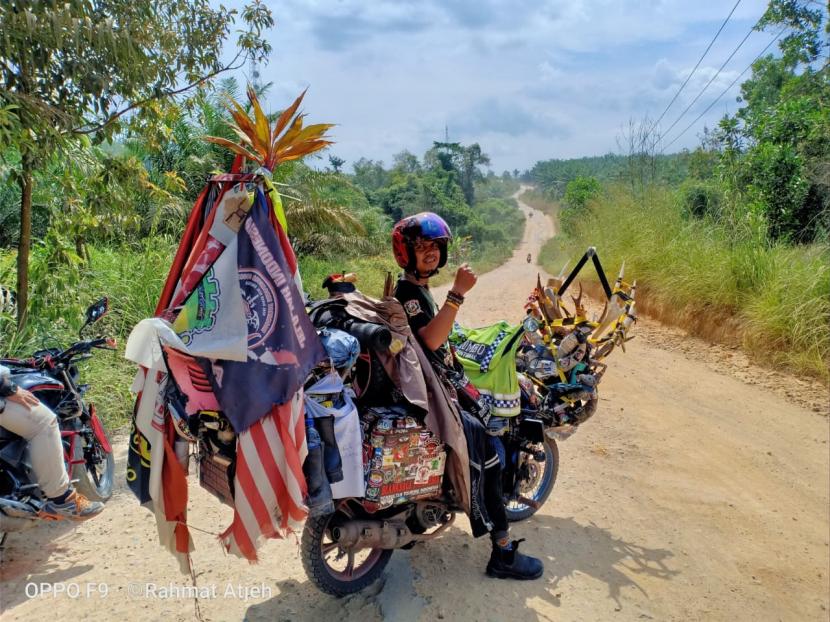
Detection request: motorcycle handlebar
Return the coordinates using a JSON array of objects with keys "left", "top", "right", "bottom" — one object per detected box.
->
[{"left": 39, "top": 337, "right": 113, "bottom": 366}]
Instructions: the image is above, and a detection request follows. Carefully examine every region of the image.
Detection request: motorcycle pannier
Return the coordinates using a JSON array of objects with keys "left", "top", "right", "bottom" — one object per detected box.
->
[{"left": 360, "top": 407, "right": 446, "bottom": 512}]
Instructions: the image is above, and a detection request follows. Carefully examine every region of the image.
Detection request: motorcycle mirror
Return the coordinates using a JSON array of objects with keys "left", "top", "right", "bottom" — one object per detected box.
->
[
  {"left": 85, "top": 297, "right": 109, "bottom": 324},
  {"left": 80, "top": 297, "right": 109, "bottom": 338},
  {"left": 522, "top": 315, "right": 540, "bottom": 334}
]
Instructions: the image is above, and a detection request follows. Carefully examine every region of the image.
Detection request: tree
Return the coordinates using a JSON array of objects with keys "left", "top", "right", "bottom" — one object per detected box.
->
[
  {"left": 391, "top": 150, "right": 421, "bottom": 176},
  {"left": 328, "top": 155, "right": 345, "bottom": 173},
  {"left": 715, "top": 0, "right": 829, "bottom": 242},
  {"left": 564, "top": 176, "right": 601, "bottom": 210},
  {"left": 352, "top": 158, "right": 389, "bottom": 192},
  {"left": 424, "top": 141, "right": 490, "bottom": 206},
  {"left": 0, "top": 0, "right": 273, "bottom": 328},
  {"left": 458, "top": 143, "right": 491, "bottom": 206}
]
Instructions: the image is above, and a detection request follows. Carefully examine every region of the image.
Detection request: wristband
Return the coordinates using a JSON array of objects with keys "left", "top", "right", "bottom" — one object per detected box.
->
[
  {"left": 445, "top": 299, "right": 460, "bottom": 311},
  {"left": 447, "top": 290, "right": 465, "bottom": 305}
]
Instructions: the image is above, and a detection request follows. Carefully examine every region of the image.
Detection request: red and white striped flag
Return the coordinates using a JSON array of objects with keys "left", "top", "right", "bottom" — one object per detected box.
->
[{"left": 219, "top": 392, "right": 308, "bottom": 560}]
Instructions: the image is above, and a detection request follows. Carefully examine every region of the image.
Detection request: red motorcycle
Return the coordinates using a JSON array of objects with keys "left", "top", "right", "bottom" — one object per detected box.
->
[{"left": 0, "top": 299, "right": 116, "bottom": 542}]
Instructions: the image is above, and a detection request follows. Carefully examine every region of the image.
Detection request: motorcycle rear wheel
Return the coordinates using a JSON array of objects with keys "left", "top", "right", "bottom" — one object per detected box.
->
[
  {"left": 71, "top": 423, "right": 114, "bottom": 502},
  {"left": 301, "top": 509, "right": 393, "bottom": 597},
  {"left": 505, "top": 439, "right": 559, "bottom": 522}
]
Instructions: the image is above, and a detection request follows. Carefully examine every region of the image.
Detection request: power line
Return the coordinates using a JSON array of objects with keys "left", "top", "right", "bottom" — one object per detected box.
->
[
  {"left": 648, "top": 0, "right": 743, "bottom": 134},
  {"left": 659, "top": 22, "right": 757, "bottom": 142},
  {"left": 660, "top": 27, "right": 786, "bottom": 153}
]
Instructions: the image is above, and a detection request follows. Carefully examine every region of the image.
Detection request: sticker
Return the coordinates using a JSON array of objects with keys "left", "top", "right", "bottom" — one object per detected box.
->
[
  {"left": 404, "top": 299, "right": 422, "bottom": 316},
  {"left": 368, "top": 471, "right": 384, "bottom": 487},
  {"left": 415, "top": 465, "right": 431, "bottom": 484}
]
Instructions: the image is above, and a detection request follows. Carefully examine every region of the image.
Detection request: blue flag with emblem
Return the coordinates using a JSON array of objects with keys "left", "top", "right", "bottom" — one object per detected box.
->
[{"left": 200, "top": 189, "right": 326, "bottom": 433}]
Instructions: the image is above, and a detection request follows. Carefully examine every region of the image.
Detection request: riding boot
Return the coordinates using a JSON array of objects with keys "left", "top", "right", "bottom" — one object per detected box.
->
[
  {"left": 314, "top": 415, "right": 343, "bottom": 483},
  {"left": 303, "top": 422, "right": 334, "bottom": 516},
  {"left": 486, "top": 538, "right": 544, "bottom": 580}
]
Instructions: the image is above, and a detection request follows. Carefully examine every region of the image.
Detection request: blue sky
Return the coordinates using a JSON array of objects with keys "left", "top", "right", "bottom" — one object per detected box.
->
[{"left": 222, "top": 0, "right": 780, "bottom": 172}]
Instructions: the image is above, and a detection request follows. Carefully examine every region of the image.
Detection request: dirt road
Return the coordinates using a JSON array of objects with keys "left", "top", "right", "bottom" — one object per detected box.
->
[{"left": 2, "top": 190, "right": 828, "bottom": 621}]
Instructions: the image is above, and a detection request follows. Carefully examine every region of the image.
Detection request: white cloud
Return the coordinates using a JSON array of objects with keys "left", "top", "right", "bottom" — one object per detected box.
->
[{"left": 224, "top": 0, "right": 776, "bottom": 170}]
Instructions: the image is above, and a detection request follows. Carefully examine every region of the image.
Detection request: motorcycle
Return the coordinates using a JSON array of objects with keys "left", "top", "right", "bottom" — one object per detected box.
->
[
  {"left": 188, "top": 303, "right": 458, "bottom": 597},
  {"left": 0, "top": 298, "right": 117, "bottom": 541},
  {"left": 191, "top": 251, "right": 634, "bottom": 596}
]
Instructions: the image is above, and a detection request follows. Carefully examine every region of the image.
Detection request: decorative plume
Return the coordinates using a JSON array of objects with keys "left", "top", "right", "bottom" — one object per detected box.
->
[{"left": 205, "top": 85, "right": 335, "bottom": 172}]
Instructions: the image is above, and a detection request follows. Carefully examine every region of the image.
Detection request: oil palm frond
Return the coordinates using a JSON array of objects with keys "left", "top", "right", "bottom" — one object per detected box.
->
[{"left": 204, "top": 85, "right": 334, "bottom": 172}]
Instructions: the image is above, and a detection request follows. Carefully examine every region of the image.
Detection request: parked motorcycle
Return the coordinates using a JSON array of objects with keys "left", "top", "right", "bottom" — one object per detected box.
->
[
  {"left": 191, "top": 251, "right": 634, "bottom": 596},
  {"left": 0, "top": 298, "right": 116, "bottom": 541}
]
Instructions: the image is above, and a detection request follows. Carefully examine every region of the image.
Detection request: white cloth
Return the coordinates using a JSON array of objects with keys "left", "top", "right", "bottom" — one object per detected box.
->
[{"left": 305, "top": 373, "right": 365, "bottom": 499}]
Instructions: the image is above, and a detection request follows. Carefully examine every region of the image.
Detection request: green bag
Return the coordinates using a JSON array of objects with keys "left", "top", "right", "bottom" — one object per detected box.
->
[{"left": 450, "top": 321, "right": 525, "bottom": 417}]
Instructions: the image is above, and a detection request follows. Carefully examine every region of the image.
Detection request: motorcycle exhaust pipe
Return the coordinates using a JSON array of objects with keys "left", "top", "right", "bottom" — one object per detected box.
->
[
  {"left": 331, "top": 515, "right": 455, "bottom": 550},
  {"left": 331, "top": 520, "right": 411, "bottom": 550}
]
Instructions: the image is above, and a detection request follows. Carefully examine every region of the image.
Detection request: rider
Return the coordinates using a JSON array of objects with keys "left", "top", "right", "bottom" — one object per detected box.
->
[
  {"left": 0, "top": 364, "right": 104, "bottom": 520},
  {"left": 391, "top": 212, "right": 544, "bottom": 580}
]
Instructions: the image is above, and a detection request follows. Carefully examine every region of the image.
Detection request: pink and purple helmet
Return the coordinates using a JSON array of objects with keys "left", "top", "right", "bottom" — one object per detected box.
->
[{"left": 391, "top": 212, "right": 452, "bottom": 272}]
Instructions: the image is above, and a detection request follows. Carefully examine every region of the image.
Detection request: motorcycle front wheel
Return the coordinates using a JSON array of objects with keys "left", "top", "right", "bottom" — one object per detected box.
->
[
  {"left": 301, "top": 507, "right": 393, "bottom": 597},
  {"left": 71, "top": 421, "right": 114, "bottom": 502},
  {"left": 505, "top": 438, "right": 559, "bottom": 522}
]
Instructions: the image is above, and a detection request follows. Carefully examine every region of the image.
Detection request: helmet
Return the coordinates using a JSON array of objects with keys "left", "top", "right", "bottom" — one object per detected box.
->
[{"left": 391, "top": 212, "right": 452, "bottom": 273}]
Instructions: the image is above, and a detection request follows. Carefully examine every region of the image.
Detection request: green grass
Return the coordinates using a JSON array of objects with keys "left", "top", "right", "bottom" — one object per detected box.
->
[{"left": 539, "top": 184, "right": 830, "bottom": 381}]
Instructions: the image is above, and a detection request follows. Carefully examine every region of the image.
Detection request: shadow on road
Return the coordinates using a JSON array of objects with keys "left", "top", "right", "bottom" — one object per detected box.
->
[
  {"left": 529, "top": 514, "right": 679, "bottom": 608},
  {"left": 244, "top": 514, "right": 679, "bottom": 621}
]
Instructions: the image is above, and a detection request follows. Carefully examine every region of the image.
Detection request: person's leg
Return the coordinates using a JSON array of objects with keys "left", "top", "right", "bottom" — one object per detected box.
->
[
  {"left": 0, "top": 399, "right": 103, "bottom": 520},
  {"left": 482, "top": 437, "right": 544, "bottom": 580},
  {"left": 458, "top": 409, "right": 543, "bottom": 579},
  {"left": 0, "top": 399, "right": 69, "bottom": 497},
  {"left": 482, "top": 437, "right": 509, "bottom": 543}
]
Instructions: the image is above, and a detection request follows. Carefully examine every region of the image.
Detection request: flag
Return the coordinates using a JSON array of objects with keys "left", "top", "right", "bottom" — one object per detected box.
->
[
  {"left": 171, "top": 237, "right": 248, "bottom": 362},
  {"left": 218, "top": 392, "right": 308, "bottom": 560},
  {"left": 202, "top": 188, "right": 326, "bottom": 433},
  {"left": 127, "top": 175, "right": 326, "bottom": 567}
]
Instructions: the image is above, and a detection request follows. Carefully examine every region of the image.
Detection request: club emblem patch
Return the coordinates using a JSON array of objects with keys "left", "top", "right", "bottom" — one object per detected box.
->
[
  {"left": 239, "top": 268, "right": 278, "bottom": 349},
  {"left": 404, "top": 299, "right": 422, "bottom": 316}
]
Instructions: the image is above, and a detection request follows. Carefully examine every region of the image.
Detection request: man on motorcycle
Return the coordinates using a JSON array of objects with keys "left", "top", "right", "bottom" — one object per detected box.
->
[
  {"left": 391, "top": 212, "right": 543, "bottom": 581},
  {"left": 0, "top": 364, "right": 104, "bottom": 520}
]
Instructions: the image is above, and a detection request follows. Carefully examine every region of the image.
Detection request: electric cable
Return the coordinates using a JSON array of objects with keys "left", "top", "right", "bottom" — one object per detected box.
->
[
  {"left": 660, "top": 26, "right": 786, "bottom": 153},
  {"left": 648, "top": 0, "right": 743, "bottom": 134},
  {"left": 659, "top": 22, "right": 757, "bottom": 142}
]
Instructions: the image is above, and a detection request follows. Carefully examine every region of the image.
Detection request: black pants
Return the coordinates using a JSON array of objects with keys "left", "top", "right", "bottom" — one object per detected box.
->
[{"left": 461, "top": 410, "right": 509, "bottom": 539}]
